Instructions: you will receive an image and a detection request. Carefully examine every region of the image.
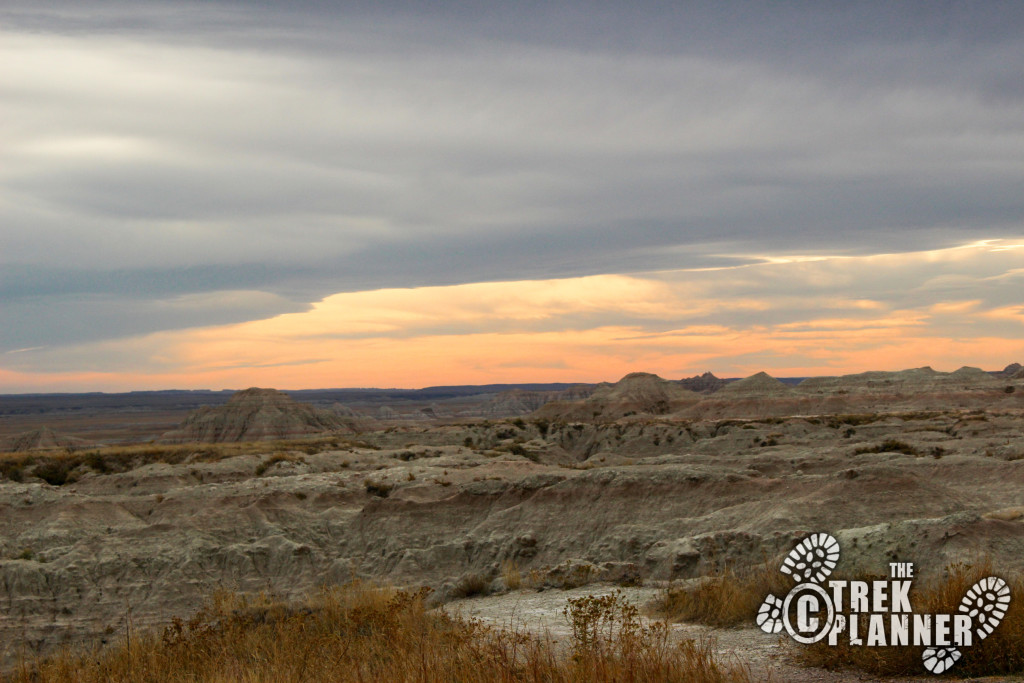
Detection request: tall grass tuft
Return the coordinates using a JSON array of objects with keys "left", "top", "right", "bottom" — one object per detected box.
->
[
  {"left": 5, "top": 581, "right": 753, "bottom": 682},
  {"left": 649, "top": 561, "right": 791, "bottom": 628}
]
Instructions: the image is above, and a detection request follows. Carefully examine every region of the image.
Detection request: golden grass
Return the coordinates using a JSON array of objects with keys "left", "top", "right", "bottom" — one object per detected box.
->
[
  {"left": 649, "top": 561, "right": 791, "bottom": 628},
  {"left": 4, "top": 582, "right": 753, "bottom": 683},
  {"left": 502, "top": 559, "right": 522, "bottom": 591},
  {"left": 798, "top": 559, "right": 1024, "bottom": 677}
]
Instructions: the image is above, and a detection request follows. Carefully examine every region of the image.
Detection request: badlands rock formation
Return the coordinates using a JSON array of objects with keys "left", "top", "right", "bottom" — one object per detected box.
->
[
  {"left": 1, "top": 427, "right": 93, "bottom": 452},
  {"left": 329, "top": 403, "right": 378, "bottom": 432},
  {"left": 482, "top": 385, "right": 596, "bottom": 417},
  {"left": 717, "top": 370, "right": 793, "bottom": 396},
  {"left": 676, "top": 371, "right": 728, "bottom": 394},
  {"left": 0, "top": 365, "right": 1023, "bottom": 669},
  {"left": 162, "top": 388, "right": 353, "bottom": 443},
  {"left": 534, "top": 372, "right": 701, "bottom": 420},
  {"left": 532, "top": 367, "right": 1022, "bottom": 422},
  {"left": 997, "top": 362, "right": 1022, "bottom": 378}
]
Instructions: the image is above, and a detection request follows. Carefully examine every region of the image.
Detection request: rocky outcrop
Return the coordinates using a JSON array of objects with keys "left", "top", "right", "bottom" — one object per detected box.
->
[
  {"left": 1, "top": 427, "right": 93, "bottom": 452},
  {"left": 483, "top": 390, "right": 554, "bottom": 417},
  {"left": 798, "top": 366, "right": 1003, "bottom": 395},
  {"left": 996, "top": 362, "right": 1022, "bottom": 378},
  {"left": 534, "top": 373, "right": 700, "bottom": 420},
  {"left": 527, "top": 366, "right": 1023, "bottom": 422},
  {"left": 329, "top": 404, "right": 378, "bottom": 432},
  {"left": 676, "top": 371, "right": 729, "bottom": 394},
  {"left": 162, "top": 388, "right": 351, "bottom": 443},
  {"left": 716, "top": 371, "right": 792, "bottom": 397},
  {"left": 483, "top": 385, "right": 599, "bottom": 417}
]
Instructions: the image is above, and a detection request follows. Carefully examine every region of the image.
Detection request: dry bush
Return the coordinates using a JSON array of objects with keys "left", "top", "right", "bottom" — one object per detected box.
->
[
  {"left": 853, "top": 439, "right": 919, "bottom": 456},
  {"left": 562, "top": 590, "right": 752, "bottom": 682},
  {"left": 451, "top": 572, "right": 492, "bottom": 598},
  {"left": 363, "top": 479, "right": 395, "bottom": 498},
  {"left": 650, "top": 561, "right": 790, "bottom": 628},
  {"left": 798, "top": 560, "right": 1024, "bottom": 677},
  {"left": 525, "top": 567, "right": 545, "bottom": 589},
  {"left": 3, "top": 582, "right": 752, "bottom": 683}
]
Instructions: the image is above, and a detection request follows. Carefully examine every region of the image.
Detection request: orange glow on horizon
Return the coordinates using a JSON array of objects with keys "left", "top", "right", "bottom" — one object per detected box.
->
[{"left": 3, "top": 240, "right": 1023, "bottom": 393}]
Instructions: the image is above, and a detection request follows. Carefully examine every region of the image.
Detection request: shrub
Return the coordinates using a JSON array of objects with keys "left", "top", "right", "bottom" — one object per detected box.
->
[
  {"left": 33, "top": 459, "right": 77, "bottom": 486},
  {"left": 363, "top": 479, "right": 394, "bottom": 498},
  {"left": 564, "top": 590, "right": 751, "bottom": 681},
  {"left": 0, "top": 457, "right": 28, "bottom": 482},
  {"left": 853, "top": 439, "right": 919, "bottom": 456},
  {"left": 451, "top": 573, "right": 491, "bottom": 599}
]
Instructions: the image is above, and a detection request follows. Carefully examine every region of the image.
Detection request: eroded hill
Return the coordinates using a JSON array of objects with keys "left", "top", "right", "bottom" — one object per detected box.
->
[{"left": 1, "top": 367, "right": 1023, "bottom": 673}]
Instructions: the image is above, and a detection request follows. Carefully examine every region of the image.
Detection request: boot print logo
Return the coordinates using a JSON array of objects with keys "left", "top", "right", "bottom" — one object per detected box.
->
[{"left": 757, "top": 533, "right": 1011, "bottom": 675}]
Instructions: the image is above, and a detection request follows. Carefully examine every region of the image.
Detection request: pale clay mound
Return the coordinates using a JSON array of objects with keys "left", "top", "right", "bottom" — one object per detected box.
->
[
  {"left": 534, "top": 372, "right": 700, "bottom": 420},
  {"left": 162, "top": 387, "right": 356, "bottom": 443},
  {"left": 2, "top": 368, "right": 1024, "bottom": 679},
  {"left": 717, "top": 371, "right": 793, "bottom": 397}
]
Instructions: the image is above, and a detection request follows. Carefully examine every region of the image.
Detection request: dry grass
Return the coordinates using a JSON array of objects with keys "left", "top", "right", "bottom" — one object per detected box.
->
[
  {"left": 451, "top": 572, "right": 493, "bottom": 598},
  {"left": 503, "top": 559, "right": 522, "bottom": 590},
  {"left": 799, "top": 560, "right": 1024, "bottom": 677},
  {"left": 649, "top": 561, "right": 791, "bottom": 628},
  {"left": 4, "top": 582, "right": 753, "bottom": 683},
  {"left": 0, "top": 436, "right": 362, "bottom": 485}
]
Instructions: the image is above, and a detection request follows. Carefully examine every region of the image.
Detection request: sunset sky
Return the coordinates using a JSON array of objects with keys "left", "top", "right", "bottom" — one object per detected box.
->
[{"left": 2, "top": 2, "right": 1024, "bottom": 392}]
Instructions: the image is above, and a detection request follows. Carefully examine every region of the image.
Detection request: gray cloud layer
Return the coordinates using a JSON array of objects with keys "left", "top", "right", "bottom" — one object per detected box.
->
[{"left": 2, "top": 1, "right": 1024, "bottom": 352}]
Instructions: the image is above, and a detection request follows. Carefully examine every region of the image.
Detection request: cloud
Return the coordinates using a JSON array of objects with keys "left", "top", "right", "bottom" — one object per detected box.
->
[
  {"left": 1, "top": 2, "right": 1024, "bottom": 383},
  {"left": 3, "top": 240, "right": 1023, "bottom": 391}
]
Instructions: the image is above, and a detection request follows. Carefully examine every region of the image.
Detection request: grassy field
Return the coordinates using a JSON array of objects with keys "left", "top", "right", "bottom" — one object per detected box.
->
[{"left": 3, "top": 582, "right": 753, "bottom": 683}]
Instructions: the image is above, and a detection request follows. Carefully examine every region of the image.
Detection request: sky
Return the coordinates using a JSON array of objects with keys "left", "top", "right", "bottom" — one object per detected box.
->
[{"left": 2, "top": 1, "right": 1024, "bottom": 392}]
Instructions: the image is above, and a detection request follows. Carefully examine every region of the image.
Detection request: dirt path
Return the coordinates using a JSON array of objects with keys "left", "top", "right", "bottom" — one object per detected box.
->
[{"left": 442, "top": 584, "right": 1024, "bottom": 683}]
